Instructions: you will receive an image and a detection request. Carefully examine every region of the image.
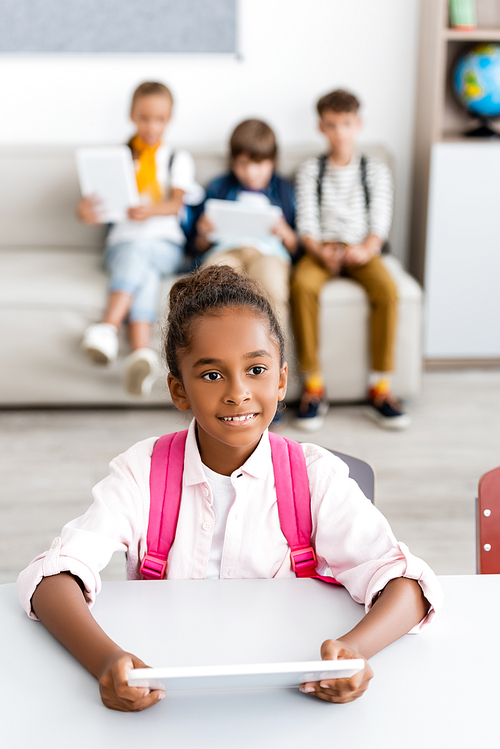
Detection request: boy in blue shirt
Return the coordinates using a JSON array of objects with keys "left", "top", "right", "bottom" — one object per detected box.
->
[{"left": 195, "top": 119, "right": 297, "bottom": 330}]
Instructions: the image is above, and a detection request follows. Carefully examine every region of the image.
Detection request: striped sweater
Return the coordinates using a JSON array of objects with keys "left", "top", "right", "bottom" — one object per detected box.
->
[{"left": 295, "top": 153, "right": 393, "bottom": 246}]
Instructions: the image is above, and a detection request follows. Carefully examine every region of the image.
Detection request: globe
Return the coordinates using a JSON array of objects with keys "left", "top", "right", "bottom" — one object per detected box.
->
[{"left": 452, "top": 43, "right": 500, "bottom": 136}]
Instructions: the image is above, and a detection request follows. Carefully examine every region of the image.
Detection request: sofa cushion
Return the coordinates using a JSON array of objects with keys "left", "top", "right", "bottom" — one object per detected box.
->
[
  {"left": 0, "top": 248, "right": 108, "bottom": 310},
  {"left": 0, "top": 249, "right": 418, "bottom": 312},
  {"left": 0, "top": 147, "right": 105, "bottom": 248}
]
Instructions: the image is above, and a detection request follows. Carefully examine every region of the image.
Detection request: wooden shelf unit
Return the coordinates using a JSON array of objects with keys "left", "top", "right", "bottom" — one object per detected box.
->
[
  {"left": 444, "top": 27, "right": 500, "bottom": 40},
  {"left": 410, "top": 0, "right": 500, "bottom": 283}
]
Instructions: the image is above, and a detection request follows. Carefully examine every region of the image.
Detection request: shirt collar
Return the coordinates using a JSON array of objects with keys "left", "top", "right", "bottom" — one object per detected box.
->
[
  {"left": 183, "top": 418, "right": 272, "bottom": 486},
  {"left": 327, "top": 150, "right": 360, "bottom": 171},
  {"left": 238, "top": 428, "right": 272, "bottom": 479}
]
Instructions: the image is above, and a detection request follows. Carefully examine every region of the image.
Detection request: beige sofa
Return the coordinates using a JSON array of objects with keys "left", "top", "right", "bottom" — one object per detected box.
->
[{"left": 0, "top": 145, "right": 422, "bottom": 406}]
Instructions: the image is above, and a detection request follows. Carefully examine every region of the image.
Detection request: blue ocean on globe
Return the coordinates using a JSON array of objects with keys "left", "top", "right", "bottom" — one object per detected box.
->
[{"left": 453, "top": 44, "right": 500, "bottom": 119}]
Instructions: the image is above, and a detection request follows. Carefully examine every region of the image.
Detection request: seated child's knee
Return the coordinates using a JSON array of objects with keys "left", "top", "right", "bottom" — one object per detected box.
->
[
  {"left": 384, "top": 277, "right": 398, "bottom": 306},
  {"left": 371, "top": 270, "right": 398, "bottom": 307}
]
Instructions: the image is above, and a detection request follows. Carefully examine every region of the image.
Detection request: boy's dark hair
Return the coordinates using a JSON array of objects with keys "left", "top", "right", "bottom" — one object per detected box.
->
[
  {"left": 131, "top": 81, "right": 173, "bottom": 111},
  {"left": 164, "top": 265, "right": 285, "bottom": 380},
  {"left": 230, "top": 119, "right": 278, "bottom": 163},
  {"left": 316, "top": 89, "right": 361, "bottom": 116}
]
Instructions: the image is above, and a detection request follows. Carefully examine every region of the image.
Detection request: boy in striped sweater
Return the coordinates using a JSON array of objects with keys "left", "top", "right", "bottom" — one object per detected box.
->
[{"left": 291, "top": 89, "right": 409, "bottom": 431}]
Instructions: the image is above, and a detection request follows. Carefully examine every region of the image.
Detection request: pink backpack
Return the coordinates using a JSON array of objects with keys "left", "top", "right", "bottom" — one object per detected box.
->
[{"left": 140, "top": 430, "right": 339, "bottom": 585}]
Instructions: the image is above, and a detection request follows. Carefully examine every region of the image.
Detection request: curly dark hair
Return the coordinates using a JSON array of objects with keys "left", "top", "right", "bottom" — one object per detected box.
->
[{"left": 163, "top": 265, "right": 285, "bottom": 380}]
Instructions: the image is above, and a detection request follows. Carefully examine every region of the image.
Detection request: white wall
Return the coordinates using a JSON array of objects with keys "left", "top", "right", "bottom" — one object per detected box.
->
[{"left": 0, "top": 0, "right": 420, "bottom": 262}]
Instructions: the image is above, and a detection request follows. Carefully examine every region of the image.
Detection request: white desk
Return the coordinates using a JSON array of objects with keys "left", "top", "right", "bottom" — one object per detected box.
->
[{"left": 1, "top": 576, "right": 498, "bottom": 748}]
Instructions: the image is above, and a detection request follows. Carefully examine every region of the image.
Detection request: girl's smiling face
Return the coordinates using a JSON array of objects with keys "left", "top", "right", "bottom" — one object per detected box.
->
[{"left": 168, "top": 308, "right": 287, "bottom": 475}]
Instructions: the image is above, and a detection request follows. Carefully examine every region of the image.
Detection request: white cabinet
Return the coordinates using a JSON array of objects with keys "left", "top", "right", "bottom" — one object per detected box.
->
[{"left": 424, "top": 142, "right": 500, "bottom": 357}]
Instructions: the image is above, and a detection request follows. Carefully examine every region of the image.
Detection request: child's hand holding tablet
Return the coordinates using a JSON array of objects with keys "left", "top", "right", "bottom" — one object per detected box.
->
[
  {"left": 98, "top": 651, "right": 166, "bottom": 712},
  {"left": 299, "top": 639, "right": 373, "bottom": 703},
  {"left": 76, "top": 146, "right": 141, "bottom": 223}
]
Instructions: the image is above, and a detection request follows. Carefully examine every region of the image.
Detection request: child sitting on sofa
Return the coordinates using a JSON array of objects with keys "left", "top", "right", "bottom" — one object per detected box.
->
[
  {"left": 77, "top": 81, "right": 202, "bottom": 396},
  {"left": 194, "top": 119, "right": 297, "bottom": 330},
  {"left": 291, "top": 89, "right": 409, "bottom": 432}
]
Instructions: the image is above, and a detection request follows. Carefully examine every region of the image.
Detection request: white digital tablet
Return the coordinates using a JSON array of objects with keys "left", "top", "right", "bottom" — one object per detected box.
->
[
  {"left": 205, "top": 198, "right": 282, "bottom": 243},
  {"left": 128, "top": 659, "right": 364, "bottom": 693},
  {"left": 75, "top": 146, "right": 140, "bottom": 223}
]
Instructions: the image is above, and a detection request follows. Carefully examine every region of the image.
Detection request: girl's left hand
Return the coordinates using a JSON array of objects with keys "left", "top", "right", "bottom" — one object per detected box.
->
[{"left": 300, "top": 639, "right": 373, "bottom": 703}]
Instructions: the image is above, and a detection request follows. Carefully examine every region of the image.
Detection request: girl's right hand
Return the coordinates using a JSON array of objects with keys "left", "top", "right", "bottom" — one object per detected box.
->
[
  {"left": 77, "top": 195, "right": 104, "bottom": 225},
  {"left": 98, "top": 651, "right": 166, "bottom": 711},
  {"left": 300, "top": 639, "right": 373, "bottom": 703}
]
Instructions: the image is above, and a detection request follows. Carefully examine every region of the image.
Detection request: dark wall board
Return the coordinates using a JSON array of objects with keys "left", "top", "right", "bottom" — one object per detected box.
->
[{"left": 0, "top": 0, "right": 236, "bottom": 53}]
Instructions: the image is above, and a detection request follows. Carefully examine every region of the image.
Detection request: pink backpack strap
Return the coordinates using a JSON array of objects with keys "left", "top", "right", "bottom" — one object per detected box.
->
[
  {"left": 269, "top": 432, "right": 340, "bottom": 585},
  {"left": 140, "top": 430, "right": 188, "bottom": 580}
]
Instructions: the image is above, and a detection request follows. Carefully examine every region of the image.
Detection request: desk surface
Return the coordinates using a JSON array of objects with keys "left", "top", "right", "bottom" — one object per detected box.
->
[{"left": 1, "top": 576, "right": 498, "bottom": 749}]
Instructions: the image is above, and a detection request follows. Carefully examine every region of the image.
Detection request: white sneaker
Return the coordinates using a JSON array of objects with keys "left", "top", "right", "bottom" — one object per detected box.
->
[
  {"left": 82, "top": 323, "right": 119, "bottom": 365},
  {"left": 125, "top": 348, "right": 160, "bottom": 396}
]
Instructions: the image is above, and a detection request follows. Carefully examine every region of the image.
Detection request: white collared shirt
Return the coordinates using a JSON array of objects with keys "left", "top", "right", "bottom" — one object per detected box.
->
[{"left": 17, "top": 420, "right": 442, "bottom": 631}]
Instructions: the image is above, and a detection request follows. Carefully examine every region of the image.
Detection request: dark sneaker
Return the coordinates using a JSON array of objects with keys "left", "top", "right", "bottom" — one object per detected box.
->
[
  {"left": 367, "top": 389, "right": 411, "bottom": 430},
  {"left": 293, "top": 386, "right": 328, "bottom": 433}
]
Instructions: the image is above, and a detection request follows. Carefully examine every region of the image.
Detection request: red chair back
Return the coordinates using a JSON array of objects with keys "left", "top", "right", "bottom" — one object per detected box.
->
[{"left": 477, "top": 466, "right": 500, "bottom": 574}]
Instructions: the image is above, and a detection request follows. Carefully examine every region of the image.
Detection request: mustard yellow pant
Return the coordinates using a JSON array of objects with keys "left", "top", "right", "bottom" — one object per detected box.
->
[{"left": 290, "top": 253, "right": 398, "bottom": 378}]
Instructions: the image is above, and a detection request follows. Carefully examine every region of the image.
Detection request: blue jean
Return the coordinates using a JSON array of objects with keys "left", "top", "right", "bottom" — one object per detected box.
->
[{"left": 104, "top": 239, "right": 184, "bottom": 323}]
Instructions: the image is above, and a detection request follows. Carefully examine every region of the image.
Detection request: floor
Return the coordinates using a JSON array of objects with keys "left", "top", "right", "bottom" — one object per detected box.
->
[{"left": 1, "top": 369, "right": 499, "bottom": 585}]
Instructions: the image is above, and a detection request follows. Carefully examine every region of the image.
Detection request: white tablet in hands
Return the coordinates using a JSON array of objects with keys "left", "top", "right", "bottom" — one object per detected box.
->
[
  {"left": 205, "top": 198, "right": 282, "bottom": 243},
  {"left": 128, "top": 659, "right": 364, "bottom": 693},
  {"left": 76, "top": 146, "right": 140, "bottom": 223}
]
